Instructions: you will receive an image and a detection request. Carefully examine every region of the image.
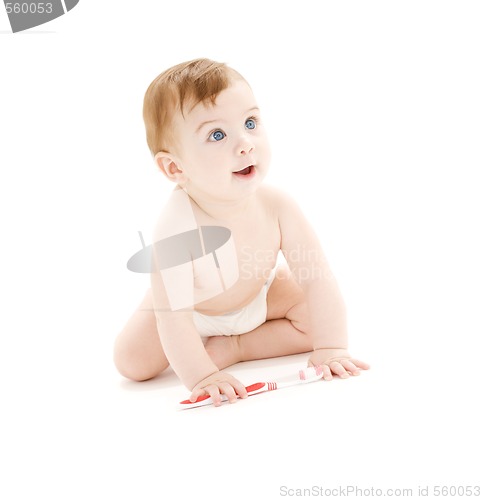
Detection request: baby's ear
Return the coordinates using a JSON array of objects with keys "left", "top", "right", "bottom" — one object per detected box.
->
[{"left": 154, "top": 152, "right": 185, "bottom": 184}]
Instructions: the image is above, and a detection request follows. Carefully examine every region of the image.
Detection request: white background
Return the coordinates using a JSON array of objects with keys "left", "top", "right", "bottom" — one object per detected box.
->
[{"left": 1, "top": 1, "right": 481, "bottom": 499}]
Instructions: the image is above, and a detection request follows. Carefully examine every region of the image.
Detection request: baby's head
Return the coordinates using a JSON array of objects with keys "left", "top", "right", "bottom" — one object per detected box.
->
[
  {"left": 144, "top": 58, "right": 241, "bottom": 155},
  {"left": 143, "top": 58, "right": 270, "bottom": 203}
]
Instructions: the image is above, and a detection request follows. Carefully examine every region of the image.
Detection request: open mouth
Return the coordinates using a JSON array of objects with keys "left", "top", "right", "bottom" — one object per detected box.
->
[{"left": 233, "top": 165, "right": 254, "bottom": 177}]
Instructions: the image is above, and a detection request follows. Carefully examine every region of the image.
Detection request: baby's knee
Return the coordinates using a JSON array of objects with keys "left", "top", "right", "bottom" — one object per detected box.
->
[{"left": 113, "top": 337, "right": 167, "bottom": 382}]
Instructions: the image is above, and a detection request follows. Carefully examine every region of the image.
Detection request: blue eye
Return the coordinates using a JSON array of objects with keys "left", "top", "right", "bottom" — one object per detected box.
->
[
  {"left": 210, "top": 130, "right": 225, "bottom": 141},
  {"left": 245, "top": 118, "right": 256, "bottom": 130}
]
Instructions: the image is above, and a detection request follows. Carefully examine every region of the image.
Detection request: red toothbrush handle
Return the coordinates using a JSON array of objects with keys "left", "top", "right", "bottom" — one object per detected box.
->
[{"left": 178, "top": 382, "right": 274, "bottom": 409}]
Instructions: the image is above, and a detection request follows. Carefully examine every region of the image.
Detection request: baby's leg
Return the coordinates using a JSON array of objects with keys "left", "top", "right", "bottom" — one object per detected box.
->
[
  {"left": 113, "top": 289, "right": 169, "bottom": 381},
  {"left": 205, "top": 266, "right": 312, "bottom": 368},
  {"left": 115, "top": 267, "right": 312, "bottom": 379}
]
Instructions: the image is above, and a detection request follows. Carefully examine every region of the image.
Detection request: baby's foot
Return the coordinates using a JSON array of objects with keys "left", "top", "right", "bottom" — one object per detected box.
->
[{"left": 204, "top": 335, "right": 242, "bottom": 370}]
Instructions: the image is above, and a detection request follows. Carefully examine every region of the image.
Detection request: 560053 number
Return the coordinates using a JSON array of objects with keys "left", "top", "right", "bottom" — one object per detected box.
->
[
  {"left": 5, "top": 3, "right": 53, "bottom": 14},
  {"left": 434, "top": 486, "right": 481, "bottom": 497}
]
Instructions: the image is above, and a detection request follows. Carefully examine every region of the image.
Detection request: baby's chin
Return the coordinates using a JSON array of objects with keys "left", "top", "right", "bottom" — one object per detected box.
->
[{"left": 186, "top": 169, "right": 265, "bottom": 201}]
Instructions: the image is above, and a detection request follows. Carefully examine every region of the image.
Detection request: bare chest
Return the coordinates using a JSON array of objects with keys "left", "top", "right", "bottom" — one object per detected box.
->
[{"left": 193, "top": 209, "right": 280, "bottom": 314}]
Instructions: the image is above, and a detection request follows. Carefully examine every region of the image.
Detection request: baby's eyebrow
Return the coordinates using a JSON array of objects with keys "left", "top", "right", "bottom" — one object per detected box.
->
[
  {"left": 196, "top": 118, "right": 220, "bottom": 134},
  {"left": 195, "top": 106, "right": 259, "bottom": 134},
  {"left": 245, "top": 106, "right": 260, "bottom": 116}
]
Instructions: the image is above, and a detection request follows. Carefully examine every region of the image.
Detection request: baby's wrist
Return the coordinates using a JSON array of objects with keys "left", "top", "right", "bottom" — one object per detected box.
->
[{"left": 189, "top": 368, "right": 220, "bottom": 390}]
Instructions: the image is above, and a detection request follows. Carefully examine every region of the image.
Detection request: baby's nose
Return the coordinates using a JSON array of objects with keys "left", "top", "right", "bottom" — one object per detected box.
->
[{"left": 238, "top": 137, "right": 254, "bottom": 155}]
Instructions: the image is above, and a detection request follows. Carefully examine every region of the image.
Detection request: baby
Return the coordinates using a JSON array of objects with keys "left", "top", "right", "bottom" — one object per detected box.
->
[{"left": 114, "top": 58, "right": 369, "bottom": 406}]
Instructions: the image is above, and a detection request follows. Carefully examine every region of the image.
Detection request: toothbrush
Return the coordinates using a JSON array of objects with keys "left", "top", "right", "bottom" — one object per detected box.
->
[{"left": 178, "top": 365, "right": 324, "bottom": 410}]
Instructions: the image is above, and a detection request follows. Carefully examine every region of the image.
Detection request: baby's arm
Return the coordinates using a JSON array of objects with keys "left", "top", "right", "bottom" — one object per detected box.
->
[
  {"left": 150, "top": 251, "right": 247, "bottom": 405},
  {"left": 149, "top": 187, "right": 248, "bottom": 403},
  {"left": 277, "top": 191, "right": 369, "bottom": 378}
]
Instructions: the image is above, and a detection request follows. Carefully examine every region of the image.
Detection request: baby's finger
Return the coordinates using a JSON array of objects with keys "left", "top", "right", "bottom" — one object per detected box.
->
[
  {"left": 204, "top": 385, "right": 223, "bottom": 406},
  {"left": 217, "top": 382, "right": 238, "bottom": 404},
  {"left": 189, "top": 387, "right": 207, "bottom": 403},
  {"left": 231, "top": 379, "right": 248, "bottom": 399},
  {"left": 329, "top": 360, "right": 350, "bottom": 379},
  {"left": 340, "top": 359, "right": 361, "bottom": 376},
  {"left": 350, "top": 358, "right": 370, "bottom": 370},
  {"left": 322, "top": 364, "right": 333, "bottom": 381}
]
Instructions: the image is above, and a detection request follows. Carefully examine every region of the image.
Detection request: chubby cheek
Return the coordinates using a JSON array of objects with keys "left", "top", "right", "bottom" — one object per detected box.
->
[
  {"left": 256, "top": 129, "right": 271, "bottom": 157},
  {"left": 205, "top": 154, "right": 231, "bottom": 178},
  {"left": 258, "top": 141, "right": 272, "bottom": 171},
  {"left": 195, "top": 160, "right": 228, "bottom": 189},
  {"left": 265, "top": 144, "right": 272, "bottom": 164}
]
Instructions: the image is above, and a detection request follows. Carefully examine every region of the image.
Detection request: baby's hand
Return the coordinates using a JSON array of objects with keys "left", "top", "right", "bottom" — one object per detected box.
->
[
  {"left": 189, "top": 371, "right": 249, "bottom": 407},
  {"left": 308, "top": 348, "right": 370, "bottom": 381}
]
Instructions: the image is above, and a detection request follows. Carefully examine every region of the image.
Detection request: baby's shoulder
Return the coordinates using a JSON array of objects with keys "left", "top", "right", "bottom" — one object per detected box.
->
[
  {"left": 256, "top": 184, "right": 299, "bottom": 213},
  {"left": 152, "top": 187, "right": 196, "bottom": 240}
]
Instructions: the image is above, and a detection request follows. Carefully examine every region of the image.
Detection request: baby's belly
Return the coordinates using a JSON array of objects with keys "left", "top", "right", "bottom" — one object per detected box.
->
[{"left": 194, "top": 272, "right": 272, "bottom": 316}]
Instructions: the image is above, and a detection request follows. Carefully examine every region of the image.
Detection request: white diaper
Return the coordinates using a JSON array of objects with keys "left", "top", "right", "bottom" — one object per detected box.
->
[{"left": 193, "top": 270, "right": 276, "bottom": 337}]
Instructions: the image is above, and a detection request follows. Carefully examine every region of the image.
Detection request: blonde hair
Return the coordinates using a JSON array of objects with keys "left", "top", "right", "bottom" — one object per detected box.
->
[{"left": 143, "top": 58, "right": 245, "bottom": 155}]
